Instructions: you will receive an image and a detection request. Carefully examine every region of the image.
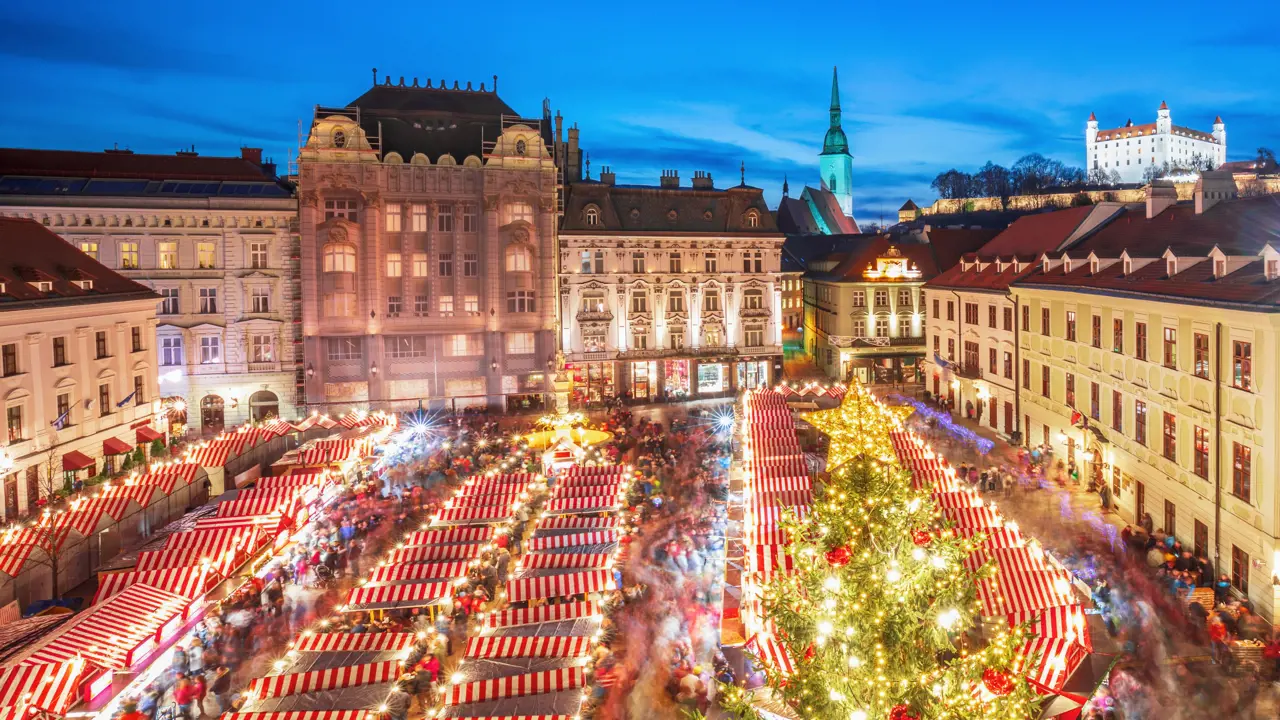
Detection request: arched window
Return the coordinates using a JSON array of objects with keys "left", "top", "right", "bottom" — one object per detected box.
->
[
  {"left": 249, "top": 390, "right": 279, "bottom": 421},
  {"left": 515, "top": 139, "right": 527, "bottom": 156},
  {"left": 743, "top": 288, "right": 764, "bottom": 310},
  {"left": 829, "top": 174, "right": 837, "bottom": 193},
  {"left": 506, "top": 245, "right": 532, "bottom": 272},
  {"left": 333, "top": 129, "right": 347, "bottom": 148},
  {"left": 200, "top": 395, "right": 225, "bottom": 433},
  {"left": 584, "top": 206, "right": 600, "bottom": 226},
  {"left": 744, "top": 210, "right": 760, "bottom": 228},
  {"left": 323, "top": 244, "right": 356, "bottom": 273},
  {"left": 503, "top": 202, "right": 534, "bottom": 225}
]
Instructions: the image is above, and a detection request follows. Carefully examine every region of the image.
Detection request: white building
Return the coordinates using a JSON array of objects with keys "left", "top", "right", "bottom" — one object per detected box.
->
[
  {"left": 0, "top": 218, "right": 164, "bottom": 521},
  {"left": 1086, "top": 102, "right": 1225, "bottom": 183},
  {"left": 559, "top": 168, "right": 784, "bottom": 404},
  {"left": 0, "top": 148, "right": 299, "bottom": 435}
]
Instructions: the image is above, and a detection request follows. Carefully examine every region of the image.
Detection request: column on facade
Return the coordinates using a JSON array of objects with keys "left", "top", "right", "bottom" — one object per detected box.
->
[
  {"left": 482, "top": 195, "right": 500, "bottom": 398},
  {"left": 691, "top": 285, "right": 703, "bottom": 348},
  {"left": 615, "top": 284, "right": 629, "bottom": 352},
  {"left": 654, "top": 285, "right": 667, "bottom": 350},
  {"left": 726, "top": 282, "right": 740, "bottom": 347},
  {"left": 769, "top": 280, "right": 781, "bottom": 345}
]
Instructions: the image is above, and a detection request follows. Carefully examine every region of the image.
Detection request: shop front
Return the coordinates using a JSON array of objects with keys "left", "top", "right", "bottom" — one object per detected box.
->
[
  {"left": 663, "top": 359, "right": 691, "bottom": 400},
  {"left": 568, "top": 362, "right": 616, "bottom": 405},
  {"left": 697, "top": 362, "right": 729, "bottom": 396},
  {"left": 629, "top": 361, "right": 657, "bottom": 402},
  {"left": 737, "top": 360, "right": 770, "bottom": 390},
  {"left": 505, "top": 373, "right": 549, "bottom": 413}
]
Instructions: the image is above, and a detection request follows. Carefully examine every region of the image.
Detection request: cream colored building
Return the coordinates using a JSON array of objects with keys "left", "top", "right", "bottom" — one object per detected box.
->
[
  {"left": 559, "top": 170, "right": 783, "bottom": 402},
  {"left": 1012, "top": 186, "right": 1280, "bottom": 619},
  {"left": 0, "top": 148, "right": 299, "bottom": 434},
  {"left": 0, "top": 218, "right": 163, "bottom": 521},
  {"left": 923, "top": 205, "right": 1122, "bottom": 440},
  {"left": 298, "top": 77, "right": 574, "bottom": 412}
]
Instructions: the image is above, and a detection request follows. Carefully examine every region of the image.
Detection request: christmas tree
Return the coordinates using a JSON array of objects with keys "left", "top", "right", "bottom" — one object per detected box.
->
[{"left": 723, "top": 385, "right": 1042, "bottom": 720}]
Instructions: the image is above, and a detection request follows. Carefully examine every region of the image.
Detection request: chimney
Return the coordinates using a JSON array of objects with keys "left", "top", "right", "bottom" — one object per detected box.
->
[
  {"left": 1145, "top": 180, "right": 1178, "bottom": 219},
  {"left": 1194, "top": 170, "right": 1238, "bottom": 214},
  {"left": 599, "top": 166, "right": 616, "bottom": 186},
  {"left": 691, "top": 170, "right": 714, "bottom": 189},
  {"left": 176, "top": 144, "right": 198, "bottom": 157},
  {"left": 660, "top": 169, "right": 680, "bottom": 188},
  {"left": 240, "top": 147, "right": 263, "bottom": 165}
]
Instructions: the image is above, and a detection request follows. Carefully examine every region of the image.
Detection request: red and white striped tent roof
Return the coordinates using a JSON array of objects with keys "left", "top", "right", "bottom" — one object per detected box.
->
[
  {"left": 954, "top": 526, "right": 1024, "bottom": 549},
  {"left": 99, "top": 482, "right": 166, "bottom": 507},
  {"left": 259, "top": 418, "right": 298, "bottom": 437},
  {"left": 123, "top": 467, "right": 198, "bottom": 495},
  {"left": 977, "top": 569, "right": 1078, "bottom": 616},
  {"left": 445, "top": 667, "right": 585, "bottom": 706},
  {"left": 483, "top": 600, "right": 600, "bottom": 630},
  {"left": 504, "top": 569, "right": 611, "bottom": 603},
  {"left": 1014, "top": 637, "right": 1088, "bottom": 693},
  {"left": 520, "top": 553, "right": 609, "bottom": 570},
  {"left": 744, "top": 634, "right": 795, "bottom": 676},
  {"left": 0, "top": 659, "right": 87, "bottom": 716},
  {"left": 195, "top": 514, "right": 288, "bottom": 539},
  {"left": 185, "top": 443, "right": 235, "bottom": 469},
  {"left": 544, "top": 496, "right": 618, "bottom": 513},
  {"left": 290, "top": 415, "right": 322, "bottom": 432},
  {"left": 1007, "top": 605, "right": 1093, "bottom": 653},
  {"left": 558, "top": 474, "right": 625, "bottom": 489},
  {"left": 452, "top": 492, "right": 523, "bottom": 509},
  {"left": 297, "top": 445, "right": 359, "bottom": 466},
  {"left": 216, "top": 489, "right": 304, "bottom": 519},
  {"left": 92, "top": 564, "right": 218, "bottom": 605},
  {"left": 535, "top": 516, "right": 618, "bottom": 531},
  {"left": 931, "top": 491, "right": 985, "bottom": 510},
  {"left": 27, "top": 584, "right": 189, "bottom": 669},
  {"left": 62, "top": 495, "right": 138, "bottom": 536},
  {"left": 292, "top": 632, "right": 419, "bottom": 653},
  {"left": 0, "top": 525, "right": 72, "bottom": 576},
  {"left": 746, "top": 505, "right": 810, "bottom": 525},
  {"left": 565, "top": 465, "right": 622, "bottom": 476},
  {"left": 464, "top": 636, "right": 591, "bottom": 659},
  {"left": 364, "top": 561, "right": 468, "bottom": 584},
  {"left": 746, "top": 544, "right": 796, "bottom": 579},
  {"left": 248, "top": 659, "right": 401, "bottom": 699},
  {"left": 345, "top": 581, "right": 451, "bottom": 609},
  {"left": 474, "top": 472, "right": 539, "bottom": 485},
  {"left": 401, "top": 527, "right": 494, "bottom": 546},
  {"left": 383, "top": 543, "right": 483, "bottom": 564},
  {"left": 435, "top": 505, "right": 515, "bottom": 524},
  {"left": 554, "top": 483, "right": 622, "bottom": 498},
  {"left": 525, "top": 531, "right": 617, "bottom": 551},
  {"left": 222, "top": 712, "right": 367, "bottom": 720},
  {"left": 135, "top": 546, "right": 235, "bottom": 574},
  {"left": 165, "top": 525, "right": 264, "bottom": 554},
  {"left": 942, "top": 506, "right": 1005, "bottom": 529},
  {"left": 744, "top": 526, "right": 793, "bottom": 546},
  {"left": 746, "top": 477, "right": 811, "bottom": 493},
  {"left": 254, "top": 471, "right": 326, "bottom": 490}
]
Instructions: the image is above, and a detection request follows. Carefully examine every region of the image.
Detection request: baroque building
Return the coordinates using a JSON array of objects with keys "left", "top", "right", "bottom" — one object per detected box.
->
[
  {"left": 1086, "top": 101, "right": 1225, "bottom": 183},
  {"left": 559, "top": 168, "right": 783, "bottom": 404},
  {"left": 298, "top": 74, "right": 575, "bottom": 412},
  {"left": 0, "top": 218, "right": 163, "bottom": 520},
  {"left": 0, "top": 148, "right": 298, "bottom": 434}
]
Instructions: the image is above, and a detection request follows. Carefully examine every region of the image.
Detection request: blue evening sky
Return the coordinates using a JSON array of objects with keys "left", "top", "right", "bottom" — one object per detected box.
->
[{"left": 2, "top": 1, "right": 1276, "bottom": 228}]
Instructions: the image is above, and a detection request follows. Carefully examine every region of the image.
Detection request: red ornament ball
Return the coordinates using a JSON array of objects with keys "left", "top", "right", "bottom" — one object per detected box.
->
[
  {"left": 889, "top": 704, "right": 919, "bottom": 720},
  {"left": 803, "top": 644, "right": 816, "bottom": 662},
  {"left": 825, "top": 546, "right": 851, "bottom": 567},
  {"left": 911, "top": 529, "right": 933, "bottom": 547},
  {"left": 982, "top": 667, "right": 1015, "bottom": 696}
]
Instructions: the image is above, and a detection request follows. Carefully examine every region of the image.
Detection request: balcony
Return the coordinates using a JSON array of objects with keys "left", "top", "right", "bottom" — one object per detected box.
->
[
  {"left": 618, "top": 347, "right": 675, "bottom": 360},
  {"left": 248, "top": 361, "right": 281, "bottom": 373},
  {"left": 827, "top": 335, "right": 925, "bottom": 349},
  {"left": 955, "top": 364, "right": 983, "bottom": 380},
  {"left": 693, "top": 345, "right": 737, "bottom": 357},
  {"left": 739, "top": 307, "right": 770, "bottom": 318},
  {"left": 576, "top": 309, "right": 614, "bottom": 322}
]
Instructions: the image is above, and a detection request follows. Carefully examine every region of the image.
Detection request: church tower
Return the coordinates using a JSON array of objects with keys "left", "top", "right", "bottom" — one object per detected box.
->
[{"left": 819, "top": 66, "right": 855, "bottom": 217}]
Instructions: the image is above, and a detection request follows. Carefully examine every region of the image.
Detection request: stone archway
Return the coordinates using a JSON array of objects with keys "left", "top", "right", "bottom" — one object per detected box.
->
[
  {"left": 200, "top": 394, "right": 225, "bottom": 434},
  {"left": 249, "top": 390, "right": 279, "bottom": 421}
]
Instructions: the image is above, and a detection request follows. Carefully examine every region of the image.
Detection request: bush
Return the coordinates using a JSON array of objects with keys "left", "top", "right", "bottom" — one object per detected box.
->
[
  {"left": 131, "top": 447, "right": 145, "bottom": 465},
  {"left": 150, "top": 438, "right": 167, "bottom": 457}
]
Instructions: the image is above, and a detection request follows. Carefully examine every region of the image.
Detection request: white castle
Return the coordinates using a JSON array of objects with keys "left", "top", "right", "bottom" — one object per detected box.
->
[{"left": 1086, "top": 101, "right": 1225, "bottom": 184}]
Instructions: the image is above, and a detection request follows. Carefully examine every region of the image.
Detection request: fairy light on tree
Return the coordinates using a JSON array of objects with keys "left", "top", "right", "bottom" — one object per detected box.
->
[{"left": 722, "top": 384, "right": 1041, "bottom": 720}]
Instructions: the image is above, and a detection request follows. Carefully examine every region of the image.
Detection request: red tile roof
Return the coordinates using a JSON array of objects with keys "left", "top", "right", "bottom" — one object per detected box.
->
[
  {"left": 925, "top": 228, "right": 1002, "bottom": 271},
  {"left": 0, "top": 148, "right": 274, "bottom": 181},
  {"left": 0, "top": 218, "right": 156, "bottom": 306},
  {"left": 1014, "top": 195, "right": 1280, "bottom": 307},
  {"left": 1095, "top": 123, "right": 1157, "bottom": 141},
  {"left": 824, "top": 236, "right": 940, "bottom": 281}
]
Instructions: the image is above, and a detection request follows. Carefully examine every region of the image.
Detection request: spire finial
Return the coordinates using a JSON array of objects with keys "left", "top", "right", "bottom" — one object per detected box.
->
[
  {"left": 585, "top": 152, "right": 591, "bottom": 180},
  {"left": 830, "top": 66, "right": 841, "bottom": 113},
  {"left": 372, "top": 67, "right": 377, "bottom": 86},
  {"left": 782, "top": 174, "right": 789, "bottom": 197},
  {"left": 740, "top": 161, "right": 746, "bottom": 186}
]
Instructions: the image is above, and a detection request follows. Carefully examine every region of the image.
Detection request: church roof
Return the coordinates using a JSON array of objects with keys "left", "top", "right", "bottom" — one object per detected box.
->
[
  {"left": 899, "top": 199, "right": 919, "bottom": 212},
  {"left": 821, "top": 66, "right": 850, "bottom": 156},
  {"left": 777, "top": 196, "right": 821, "bottom": 235},
  {"left": 1159, "top": 100, "right": 1169, "bottom": 110},
  {"left": 804, "top": 186, "right": 858, "bottom": 234}
]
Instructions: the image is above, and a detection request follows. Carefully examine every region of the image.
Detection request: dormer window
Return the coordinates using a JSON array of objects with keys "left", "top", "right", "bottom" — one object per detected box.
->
[
  {"left": 1268, "top": 260, "right": 1279, "bottom": 280},
  {"left": 333, "top": 130, "right": 347, "bottom": 148},
  {"left": 1063, "top": 259, "right": 1072, "bottom": 273},
  {"left": 744, "top": 210, "right": 760, "bottom": 228},
  {"left": 583, "top": 206, "right": 600, "bottom": 227},
  {"left": 1042, "top": 259, "right": 1050, "bottom": 273},
  {"left": 1167, "top": 259, "right": 1177, "bottom": 277},
  {"left": 31, "top": 281, "right": 52, "bottom": 293},
  {"left": 1215, "top": 260, "right": 1226, "bottom": 278},
  {"left": 75, "top": 280, "right": 93, "bottom": 290},
  {"left": 515, "top": 139, "right": 527, "bottom": 156},
  {"left": 0, "top": 282, "right": 6, "bottom": 295},
  {"left": 1123, "top": 259, "right": 1132, "bottom": 275},
  {"left": 1090, "top": 259, "right": 1099, "bottom": 274}
]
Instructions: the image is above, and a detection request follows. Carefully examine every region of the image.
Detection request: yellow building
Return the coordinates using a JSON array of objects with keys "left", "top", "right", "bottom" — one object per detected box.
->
[{"left": 1012, "top": 187, "right": 1280, "bottom": 619}]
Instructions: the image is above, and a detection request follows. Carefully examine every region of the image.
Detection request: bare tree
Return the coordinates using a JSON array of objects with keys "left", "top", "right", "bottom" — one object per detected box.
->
[{"left": 1256, "top": 147, "right": 1277, "bottom": 175}]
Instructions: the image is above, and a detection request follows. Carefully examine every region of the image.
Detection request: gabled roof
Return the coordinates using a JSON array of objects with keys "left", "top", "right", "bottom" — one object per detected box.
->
[
  {"left": 923, "top": 228, "right": 1002, "bottom": 271},
  {"left": 817, "top": 236, "right": 940, "bottom": 282},
  {"left": 925, "top": 207, "right": 1100, "bottom": 292},
  {"left": 0, "top": 218, "right": 157, "bottom": 307},
  {"left": 899, "top": 199, "right": 919, "bottom": 211},
  {"left": 782, "top": 234, "right": 877, "bottom": 272},
  {"left": 0, "top": 148, "right": 277, "bottom": 182},
  {"left": 803, "top": 186, "right": 859, "bottom": 234},
  {"left": 1014, "top": 195, "right": 1280, "bottom": 307},
  {"left": 777, "top": 197, "right": 821, "bottom": 235}
]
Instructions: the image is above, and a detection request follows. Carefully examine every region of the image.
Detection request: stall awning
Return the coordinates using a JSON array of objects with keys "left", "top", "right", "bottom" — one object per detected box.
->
[
  {"left": 136, "top": 426, "right": 165, "bottom": 444},
  {"left": 103, "top": 437, "right": 133, "bottom": 455},
  {"left": 62, "top": 450, "right": 95, "bottom": 472}
]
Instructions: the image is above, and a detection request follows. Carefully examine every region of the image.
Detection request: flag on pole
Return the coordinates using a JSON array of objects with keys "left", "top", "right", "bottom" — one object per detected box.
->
[
  {"left": 116, "top": 391, "right": 136, "bottom": 408},
  {"left": 50, "top": 410, "right": 70, "bottom": 430}
]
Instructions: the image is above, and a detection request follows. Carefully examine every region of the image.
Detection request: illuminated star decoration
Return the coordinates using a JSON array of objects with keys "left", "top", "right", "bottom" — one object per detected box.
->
[{"left": 801, "top": 385, "right": 914, "bottom": 471}]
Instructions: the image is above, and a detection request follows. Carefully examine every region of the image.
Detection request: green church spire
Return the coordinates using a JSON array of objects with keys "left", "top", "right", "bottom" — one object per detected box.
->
[{"left": 822, "top": 66, "right": 849, "bottom": 155}]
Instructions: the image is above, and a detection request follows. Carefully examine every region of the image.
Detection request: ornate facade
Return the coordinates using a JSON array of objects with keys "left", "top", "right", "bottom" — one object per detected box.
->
[
  {"left": 1086, "top": 102, "right": 1226, "bottom": 183},
  {"left": 298, "top": 77, "right": 570, "bottom": 412},
  {"left": 0, "top": 148, "right": 298, "bottom": 434},
  {"left": 559, "top": 169, "right": 784, "bottom": 403}
]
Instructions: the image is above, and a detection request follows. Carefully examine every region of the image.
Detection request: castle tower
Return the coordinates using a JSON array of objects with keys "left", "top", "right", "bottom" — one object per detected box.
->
[
  {"left": 819, "top": 66, "right": 855, "bottom": 217},
  {"left": 1086, "top": 112, "right": 1098, "bottom": 170},
  {"left": 1213, "top": 115, "right": 1226, "bottom": 158},
  {"left": 1156, "top": 100, "right": 1172, "bottom": 134}
]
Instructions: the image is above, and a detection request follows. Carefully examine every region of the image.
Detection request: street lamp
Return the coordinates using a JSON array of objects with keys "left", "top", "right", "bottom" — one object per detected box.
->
[
  {"left": 306, "top": 363, "right": 315, "bottom": 378},
  {"left": 490, "top": 358, "right": 498, "bottom": 372},
  {"left": 370, "top": 362, "right": 378, "bottom": 376}
]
